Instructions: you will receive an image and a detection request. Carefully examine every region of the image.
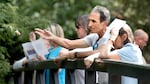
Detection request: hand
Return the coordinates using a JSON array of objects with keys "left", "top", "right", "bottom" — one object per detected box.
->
[
  {"left": 54, "top": 56, "right": 67, "bottom": 67},
  {"left": 29, "top": 32, "right": 36, "bottom": 41},
  {"left": 54, "top": 51, "right": 74, "bottom": 66},
  {"left": 36, "top": 55, "right": 46, "bottom": 61},
  {"left": 34, "top": 28, "right": 54, "bottom": 40},
  {"left": 109, "top": 18, "right": 126, "bottom": 42},
  {"left": 84, "top": 52, "right": 100, "bottom": 68},
  {"left": 22, "top": 60, "right": 28, "bottom": 67}
]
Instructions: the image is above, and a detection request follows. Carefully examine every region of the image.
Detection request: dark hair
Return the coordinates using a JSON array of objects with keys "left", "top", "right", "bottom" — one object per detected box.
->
[
  {"left": 99, "top": 11, "right": 106, "bottom": 22},
  {"left": 119, "top": 28, "right": 130, "bottom": 45}
]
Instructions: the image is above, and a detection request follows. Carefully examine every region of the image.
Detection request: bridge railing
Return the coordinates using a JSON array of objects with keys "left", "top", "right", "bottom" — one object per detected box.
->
[{"left": 13, "top": 59, "right": 150, "bottom": 84}]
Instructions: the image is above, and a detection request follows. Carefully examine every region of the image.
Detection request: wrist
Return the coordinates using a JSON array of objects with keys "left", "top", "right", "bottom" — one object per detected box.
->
[
  {"left": 71, "top": 52, "right": 78, "bottom": 59},
  {"left": 74, "top": 52, "right": 78, "bottom": 58}
]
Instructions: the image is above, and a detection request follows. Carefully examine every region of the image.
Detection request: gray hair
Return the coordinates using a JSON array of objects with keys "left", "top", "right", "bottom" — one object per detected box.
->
[
  {"left": 134, "top": 29, "right": 149, "bottom": 39},
  {"left": 75, "top": 14, "right": 89, "bottom": 34},
  {"left": 92, "top": 5, "right": 110, "bottom": 23}
]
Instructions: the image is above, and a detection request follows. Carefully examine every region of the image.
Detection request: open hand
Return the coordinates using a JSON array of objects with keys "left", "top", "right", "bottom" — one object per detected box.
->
[{"left": 34, "top": 28, "right": 54, "bottom": 40}]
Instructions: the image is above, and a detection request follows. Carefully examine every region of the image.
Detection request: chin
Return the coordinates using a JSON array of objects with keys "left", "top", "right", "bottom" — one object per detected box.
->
[{"left": 115, "top": 46, "right": 122, "bottom": 49}]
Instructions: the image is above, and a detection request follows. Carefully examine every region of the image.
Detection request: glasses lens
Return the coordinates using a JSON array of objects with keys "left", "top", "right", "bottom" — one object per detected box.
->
[{"left": 75, "top": 24, "right": 80, "bottom": 29}]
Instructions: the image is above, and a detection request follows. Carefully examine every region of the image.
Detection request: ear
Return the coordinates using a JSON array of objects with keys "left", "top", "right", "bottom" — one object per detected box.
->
[
  {"left": 101, "top": 21, "right": 108, "bottom": 31},
  {"left": 121, "top": 33, "right": 128, "bottom": 42},
  {"left": 102, "top": 20, "right": 108, "bottom": 26}
]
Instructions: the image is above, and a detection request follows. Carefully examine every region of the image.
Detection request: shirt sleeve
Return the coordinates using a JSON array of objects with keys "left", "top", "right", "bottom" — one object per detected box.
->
[
  {"left": 13, "top": 57, "right": 27, "bottom": 70},
  {"left": 83, "top": 33, "right": 99, "bottom": 46},
  {"left": 117, "top": 43, "right": 139, "bottom": 62}
]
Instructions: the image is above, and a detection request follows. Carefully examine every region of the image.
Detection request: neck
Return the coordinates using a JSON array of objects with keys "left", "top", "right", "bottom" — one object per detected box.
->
[{"left": 98, "top": 30, "right": 105, "bottom": 38}]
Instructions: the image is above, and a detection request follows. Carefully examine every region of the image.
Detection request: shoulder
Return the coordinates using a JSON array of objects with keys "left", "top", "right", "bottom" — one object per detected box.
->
[
  {"left": 84, "top": 33, "right": 98, "bottom": 39},
  {"left": 120, "top": 43, "right": 135, "bottom": 50},
  {"left": 61, "top": 47, "right": 69, "bottom": 52},
  {"left": 117, "top": 43, "right": 140, "bottom": 62},
  {"left": 83, "top": 33, "right": 99, "bottom": 45}
]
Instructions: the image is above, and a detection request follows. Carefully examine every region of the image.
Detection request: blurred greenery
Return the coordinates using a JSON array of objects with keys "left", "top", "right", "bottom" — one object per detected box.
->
[{"left": 0, "top": 0, "right": 150, "bottom": 83}]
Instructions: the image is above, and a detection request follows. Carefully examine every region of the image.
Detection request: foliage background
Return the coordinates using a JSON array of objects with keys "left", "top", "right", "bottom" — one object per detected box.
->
[{"left": 0, "top": 0, "right": 150, "bottom": 83}]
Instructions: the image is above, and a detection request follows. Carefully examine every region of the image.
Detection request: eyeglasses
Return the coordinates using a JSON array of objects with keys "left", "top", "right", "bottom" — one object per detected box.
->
[{"left": 75, "top": 24, "right": 81, "bottom": 29}]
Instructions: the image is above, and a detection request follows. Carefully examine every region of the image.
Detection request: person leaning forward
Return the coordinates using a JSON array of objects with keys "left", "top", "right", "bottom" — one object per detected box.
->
[{"left": 35, "top": 5, "right": 111, "bottom": 84}]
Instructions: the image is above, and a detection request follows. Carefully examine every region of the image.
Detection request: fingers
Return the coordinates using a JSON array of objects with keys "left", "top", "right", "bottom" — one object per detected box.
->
[
  {"left": 84, "top": 60, "right": 93, "bottom": 68},
  {"left": 34, "top": 28, "right": 44, "bottom": 32},
  {"left": 54, "top": 57, "right": 67, "bottom": 67},
  {"left": 95, "top": 58, "right": 103, "bottom": 63},
  {"left": 34, "top": 28, "right": 45, "bottom": 36},
  {"left": 109, "top": 18, "right": 126, "bottom": 42},
  {"left": 35, "top": 28, "right": 51, "bottom": 35},
  {"left": 29, "top": 32, "right": 36, "bottom": 41},
  {"left": 84, "top": 52, "right": 101, "bottom": 68},
  {"left": 84, "top": 56, "right": 94, "bottom": 69},
  {"left": 55, "top": 57, "right": 66, "bottom": 63},
  {"left": 22, "top": 60, "right": 28, "bottom": 67}
]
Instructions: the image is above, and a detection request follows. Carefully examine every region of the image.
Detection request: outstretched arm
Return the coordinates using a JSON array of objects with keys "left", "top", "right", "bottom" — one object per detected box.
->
[{"left": 35, "top": 28, "right": 88, "bottom": 49}]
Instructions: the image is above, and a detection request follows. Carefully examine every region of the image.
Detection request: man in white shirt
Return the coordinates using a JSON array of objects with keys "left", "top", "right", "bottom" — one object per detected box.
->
[{"left": 35, "top": 6, "right": 111, "bottom": 84}]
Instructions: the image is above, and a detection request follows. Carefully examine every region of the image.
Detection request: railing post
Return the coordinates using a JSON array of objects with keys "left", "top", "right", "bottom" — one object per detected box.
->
[
  {"left": 65, "top": 69, "right": 76, "bottom": 84},
  {"left": 85, "top": 70, "right": 96, "bottom": 84},
  {"left": 50, "top": 69, "right": 59, "bottom": 84},
  {"left": 13, "top": 71, "right": 24, "bottom": 84},
  {"left": 24, "top": 71, "right": 34, "bottom": 84},
  {"left": 35, "top": 70, "right": 45, "bottom": 84},
  {"left": 109, "top": 73, "right": 121, "bottom": 84}
]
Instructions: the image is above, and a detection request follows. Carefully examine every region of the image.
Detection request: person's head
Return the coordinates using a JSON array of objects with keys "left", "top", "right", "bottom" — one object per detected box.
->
[
  {"left": 46, "top": 23, "right": 64, "bottom": 38},
  {"left": 113, "top": 24, "right": 134, "bottom": 49},
  {"left": 45, "top": 23, "right": 64, "bottom": 47},
  {"left": 134, "top": 29, "right": 149, "bottom": 49},
  {"left": 75, "top": 14, "right": 89, "bottom": 38},
  {"left": 88, "top": 5, "right": 110, "bottom": 37}
]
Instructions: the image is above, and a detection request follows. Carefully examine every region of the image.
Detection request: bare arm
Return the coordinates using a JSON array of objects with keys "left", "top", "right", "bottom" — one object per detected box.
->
[
  {"left": 52, "top": 36, "right": 89, "bottom": 49},
  {"left": 84, "top": 40, "right": 120, "bottom": 68},
  {"left": 73, "top": 49, "right": 99, "bottom": 58},
  {"left": 35, "top": 28, "right": 89, "bottom": 49},
  {"left": 98, "top": 40, "right": 120, "bottom": 60}
]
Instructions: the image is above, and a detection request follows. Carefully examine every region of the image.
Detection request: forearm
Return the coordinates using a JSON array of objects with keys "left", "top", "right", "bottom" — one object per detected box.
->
[
  {"left": 72, "top": 50, "right": 99, "bottom": 58},
  {"left": 52, "top": 36, "right": 88, "bottom": 49},
  {"left": 98, "top": 40, "right": 113, "bottom": 59},
  {"left": 52, "top": 36, "right": 73, "bottom": 49}
]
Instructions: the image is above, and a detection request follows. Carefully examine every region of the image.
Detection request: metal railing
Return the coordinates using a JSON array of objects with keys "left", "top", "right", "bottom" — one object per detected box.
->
[{"left": 13, "top": 59, "right": 150, "bottom": 84}]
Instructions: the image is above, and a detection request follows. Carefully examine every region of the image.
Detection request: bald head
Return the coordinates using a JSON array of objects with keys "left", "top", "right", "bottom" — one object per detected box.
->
[{"left": 134, "top": 29, "right": 149, "bottom": 49}]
